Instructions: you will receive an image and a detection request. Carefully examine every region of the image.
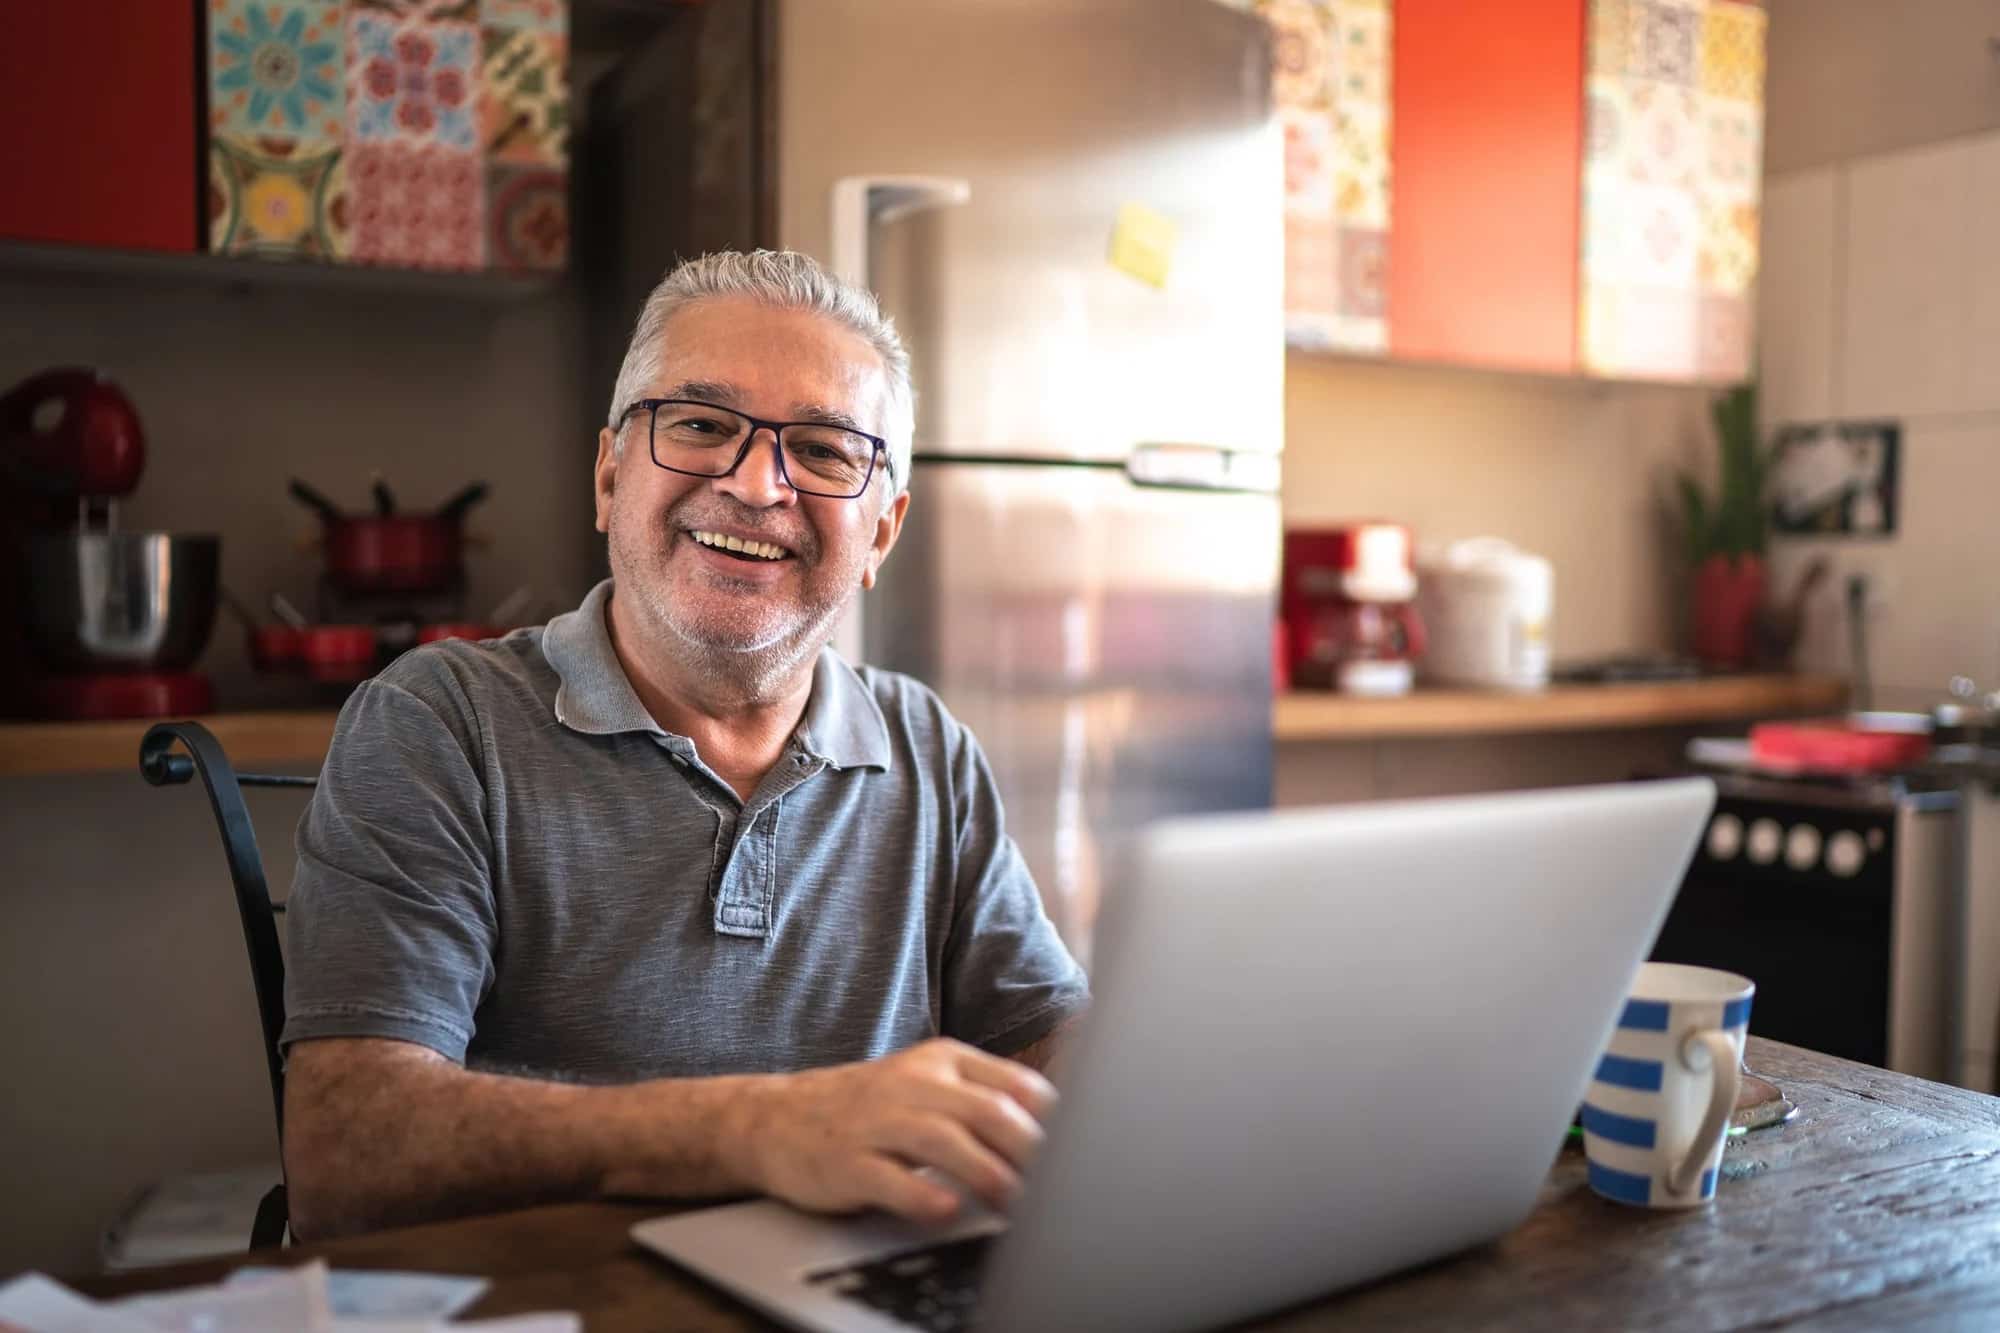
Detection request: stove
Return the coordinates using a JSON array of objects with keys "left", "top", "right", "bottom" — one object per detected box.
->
[{"left": 1651, "top": 769, "right": 1959, "bottom": 1082}]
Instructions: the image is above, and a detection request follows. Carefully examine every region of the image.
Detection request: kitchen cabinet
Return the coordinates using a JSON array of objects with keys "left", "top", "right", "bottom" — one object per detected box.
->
[
  {"left": 0, "top": 0, "right": 573, "bottom": 275},
  {"left": 0, "top": 3, "right": 201, "bottom": 253},
  {"left": 203, "top": 0, "right": 571, "bottom": 274},
  {"left": 1389, "top": 0, "right": 1584, "bottom": 374},
  {"left": 1270, "top": 0, "right": 1767, "bottom": 383}
]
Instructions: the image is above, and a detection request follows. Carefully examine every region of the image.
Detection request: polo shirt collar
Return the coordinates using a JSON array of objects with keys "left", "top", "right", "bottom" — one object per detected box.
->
[
  {"left": 542, "top": 579, "right": 893, "bottom": 771},
  {"left": 796, "top": 647, "right": 893, "bottom": 771}
]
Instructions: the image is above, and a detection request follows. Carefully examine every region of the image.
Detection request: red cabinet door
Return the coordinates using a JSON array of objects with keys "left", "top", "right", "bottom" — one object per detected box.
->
[
  {"left": 0, "top": 1, "right": 200, "bottom": 252},
  {"left": 1389, "top": 0, "right": 1584, "bottom": 374}
]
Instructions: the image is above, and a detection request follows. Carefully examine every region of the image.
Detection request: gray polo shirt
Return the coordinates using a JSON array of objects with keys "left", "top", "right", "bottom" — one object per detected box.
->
[{"left": 281, "top": 580, "right": 1088, "bottom": 1080}]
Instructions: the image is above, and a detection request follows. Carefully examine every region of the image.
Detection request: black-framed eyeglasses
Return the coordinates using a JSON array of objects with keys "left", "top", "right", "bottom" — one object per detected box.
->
[{"left": 617, "top": 398, "right": 892, "bottom": 500}]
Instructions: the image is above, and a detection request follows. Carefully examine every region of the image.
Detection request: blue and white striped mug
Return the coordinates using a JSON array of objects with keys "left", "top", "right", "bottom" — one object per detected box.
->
[{"left": 1582, "top": 962, "right": 1755, "bottom": 1209}]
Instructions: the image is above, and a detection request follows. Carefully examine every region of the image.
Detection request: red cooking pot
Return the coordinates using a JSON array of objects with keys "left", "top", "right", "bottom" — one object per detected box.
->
[
  {"left": 326, "top": 515, "right": 460, "bottom": 593},
  {"left": 290, "top": 479, "right": 487, "bottom": 595},
  {"left": 298, "top": 624, "right": 379, "bottom": 683}
]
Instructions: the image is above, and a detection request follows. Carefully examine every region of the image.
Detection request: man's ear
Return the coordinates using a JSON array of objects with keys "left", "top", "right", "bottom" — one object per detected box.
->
[
  {"left": 593, "top": 427, "right": 618, "bottom": 534},
  {"left": 860, "top": 489, "right": 911, "bottom": 590}
]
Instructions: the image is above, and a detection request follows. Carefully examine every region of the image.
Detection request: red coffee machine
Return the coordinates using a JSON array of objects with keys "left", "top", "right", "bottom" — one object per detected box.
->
[
  {"left": 1282, "top": 523, "right": 1427, "bottom": 696},
  {"left": 1, "top": 368, "right": 220, "bottom": 719}
]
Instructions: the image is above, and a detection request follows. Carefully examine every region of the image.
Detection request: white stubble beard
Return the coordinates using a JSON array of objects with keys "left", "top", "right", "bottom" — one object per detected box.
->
[{"left": 607, "top": 490, "right": 869, "bottom": 702}]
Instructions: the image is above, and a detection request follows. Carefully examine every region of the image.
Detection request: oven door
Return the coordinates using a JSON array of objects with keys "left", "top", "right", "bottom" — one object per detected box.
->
[{"left": 1651, "top": 788, "right": 1904, "bottom": 1069}]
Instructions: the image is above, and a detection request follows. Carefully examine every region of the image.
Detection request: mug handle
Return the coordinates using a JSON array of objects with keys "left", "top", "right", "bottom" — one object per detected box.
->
[{"left": 1665, "top": 1029, "right": 1741, "bottom": 1198}]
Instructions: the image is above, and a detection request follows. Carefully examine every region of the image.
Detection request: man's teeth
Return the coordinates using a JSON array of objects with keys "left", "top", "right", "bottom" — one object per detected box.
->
[{"left": 691, "top": 530, "right": 788, "bottom": 560}]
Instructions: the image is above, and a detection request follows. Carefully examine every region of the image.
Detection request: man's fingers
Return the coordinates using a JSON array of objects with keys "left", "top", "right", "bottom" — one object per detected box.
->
[
  {"left": 916, "top": 1082, "right": 1043, "bottom": 1171},
  {"left": 953, "top": 1046, "right": 1059, "bottom": 1121},
  {"left": 877, "top": 1114, "right": 1022, "bottom": 1213},
  {"left": 849, "top": 1153, "right": 962, "bottom": 1225}
]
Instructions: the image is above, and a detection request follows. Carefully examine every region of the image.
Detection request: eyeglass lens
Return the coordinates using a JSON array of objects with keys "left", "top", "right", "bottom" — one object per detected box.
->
[{"left": 650, "top": 401, "right": 877, "bottom": 497}]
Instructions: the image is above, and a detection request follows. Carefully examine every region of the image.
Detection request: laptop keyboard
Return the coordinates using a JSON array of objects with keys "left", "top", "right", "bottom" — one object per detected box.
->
[{"left": 808, "top": 1232, "right": 997, "bottom": 1331}]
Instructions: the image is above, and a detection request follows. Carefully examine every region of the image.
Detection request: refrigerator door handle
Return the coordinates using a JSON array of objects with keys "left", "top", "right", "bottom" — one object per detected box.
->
[
  {"left": 828, "top": 174, "right": 972, "bottom": 286},
  {"left": 1126, "top": 442, "right": 1281, "bottom": 494}
]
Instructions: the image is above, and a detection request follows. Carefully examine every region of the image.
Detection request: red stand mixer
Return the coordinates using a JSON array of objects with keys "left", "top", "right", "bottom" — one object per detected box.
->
[{"left": 1, "top": 369, "right": 220, "bottom": 719}]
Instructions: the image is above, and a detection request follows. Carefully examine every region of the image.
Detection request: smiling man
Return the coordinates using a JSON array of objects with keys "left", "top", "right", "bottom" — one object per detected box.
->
[{"left": 278, "top": 250, "right": 1089, "bottom": 1242}]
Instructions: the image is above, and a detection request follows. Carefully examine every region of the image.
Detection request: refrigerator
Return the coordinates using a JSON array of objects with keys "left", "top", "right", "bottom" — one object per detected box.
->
[{"left": 591, "top": 0, "right": 1285, "bottom": 964}]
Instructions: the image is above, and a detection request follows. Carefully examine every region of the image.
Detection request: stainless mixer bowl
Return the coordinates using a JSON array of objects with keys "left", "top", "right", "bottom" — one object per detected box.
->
[{"left": 24, "top": 532, "right": 221, "bottom": 671}]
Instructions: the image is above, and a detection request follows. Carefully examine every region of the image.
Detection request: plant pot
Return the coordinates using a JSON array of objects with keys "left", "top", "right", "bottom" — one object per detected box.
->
[{"left": 1691, "top": 553, "right": 1765, "bottom": 670}]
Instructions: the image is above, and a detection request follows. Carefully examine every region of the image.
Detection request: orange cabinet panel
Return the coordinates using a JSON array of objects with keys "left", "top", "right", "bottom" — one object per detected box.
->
[
  {"left": 1387, "top": 0, "right": 1584, "bottom": 373},
  {"left": 0, "top": 1, "right": 200, "bottom": 252}
]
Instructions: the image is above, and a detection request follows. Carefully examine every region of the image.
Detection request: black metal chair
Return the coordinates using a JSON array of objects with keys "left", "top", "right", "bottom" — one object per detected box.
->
[{"left": 139, "top": 720, "right": 316, "bottom": 1251}]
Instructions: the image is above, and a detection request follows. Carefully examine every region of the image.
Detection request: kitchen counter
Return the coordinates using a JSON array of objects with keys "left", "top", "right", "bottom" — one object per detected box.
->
[
  {"left": 0, "top": 674, "right": 1849, "bottom": 778},
  {"left": 1275, "top": 673, "right": 1849, "bottom": 742},
  {"left": 0, "top": 711, "right": 336, "bottom": 779}
]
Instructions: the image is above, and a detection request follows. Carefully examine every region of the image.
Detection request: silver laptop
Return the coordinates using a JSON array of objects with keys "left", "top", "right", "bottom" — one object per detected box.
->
[{"left": 633, "top": 778, "right": 1716, "bottom": 1333}]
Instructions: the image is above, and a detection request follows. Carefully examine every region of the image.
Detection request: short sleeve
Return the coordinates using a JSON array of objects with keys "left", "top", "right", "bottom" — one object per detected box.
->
[
  {"left": 281, "top": 676, "right": 497, "bottom": 1063},
  {"left": 939, "top": 727, "right": 1090, "bottom": 1054}
]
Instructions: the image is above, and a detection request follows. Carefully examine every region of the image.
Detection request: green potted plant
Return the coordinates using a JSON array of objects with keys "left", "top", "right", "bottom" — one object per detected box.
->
[{"left": 1676, "top": 380, "right": 1769, "bottom": 669}]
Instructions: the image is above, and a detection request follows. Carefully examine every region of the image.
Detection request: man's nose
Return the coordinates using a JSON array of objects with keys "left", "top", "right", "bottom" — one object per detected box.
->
[{"left": 714, "top": 429, "right": 797, "bottom": 508}]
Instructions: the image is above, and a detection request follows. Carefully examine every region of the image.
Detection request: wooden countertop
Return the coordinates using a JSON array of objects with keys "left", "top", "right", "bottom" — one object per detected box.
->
[
  {"left": 0, "top": 711, "right": 337, "bottom": 779},
  {"left": 68, "top": 1038, "right": 2000, "bottom": 1330},
  {"left": 0, "top": 674, "right": 1850, "bottom": 777},
  {"left": 1275, "top": 673, "right": 1849, "bottom": 742}
]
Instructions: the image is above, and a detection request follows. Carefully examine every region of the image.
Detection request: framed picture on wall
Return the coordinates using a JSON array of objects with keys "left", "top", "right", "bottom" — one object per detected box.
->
[{"left": 1768, "top": 420, "right": 1900, "bottom": 537}]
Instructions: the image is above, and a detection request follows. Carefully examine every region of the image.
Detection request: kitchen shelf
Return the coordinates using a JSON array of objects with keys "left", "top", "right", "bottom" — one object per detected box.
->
[
  {"left": 1274, "top": 674, "right": 1851, "bottom": 743},
  {"left": 0, "top": 239, "right": 561, "bottom": 304},
  {"left": 0, "top": 711, "right": 338, "bottom": 779}
]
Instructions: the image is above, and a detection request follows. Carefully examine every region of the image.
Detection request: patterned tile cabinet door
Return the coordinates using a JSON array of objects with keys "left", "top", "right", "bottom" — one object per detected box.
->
[
  {"left": 1580, "top": 0, "right": 1766, "bottom": 381},
  {"left": 1260, "top": 0, "right": 1394, "bottom": 354},
  {"left": 206, "top": 0, "right": 569, "bottom": 273}
]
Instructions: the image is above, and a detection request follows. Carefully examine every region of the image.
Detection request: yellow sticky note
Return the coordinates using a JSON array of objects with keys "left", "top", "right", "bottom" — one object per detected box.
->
[{"left": 1108, "top": 203, "right": 1177, "bottom": 290}]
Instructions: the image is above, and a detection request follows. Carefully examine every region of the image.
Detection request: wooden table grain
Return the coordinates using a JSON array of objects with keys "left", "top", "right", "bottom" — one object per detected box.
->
[{"left": 71, "top": 1039, "right": 2000, "bottom": 1331}]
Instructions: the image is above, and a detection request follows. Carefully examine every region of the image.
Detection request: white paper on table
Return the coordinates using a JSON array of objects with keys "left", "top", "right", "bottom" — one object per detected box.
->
[
  {"left": 0, "top": 1273, "right": 158, "bottom": 1333},
  {"left": 225, "top": 1267, "right": 489, "bottom": 1321},
  {"left": 0, "top": 1266, "right": 574, "bottom": 1333},
  {"left": 313, "top": 1314, "right": 580, "bottom": 1333},
  {"left": 113, "top": 1259, "right": 334, "bottom": 1332}
]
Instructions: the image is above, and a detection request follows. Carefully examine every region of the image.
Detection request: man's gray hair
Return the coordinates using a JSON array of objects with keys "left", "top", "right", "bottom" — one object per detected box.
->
[{"left": 606, "top": 249, "right": 915, "bottom": 498}]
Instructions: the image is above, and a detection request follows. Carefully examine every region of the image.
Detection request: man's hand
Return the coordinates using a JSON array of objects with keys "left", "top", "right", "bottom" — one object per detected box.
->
[{"left": 738, "top": 1038, "right": 1057, "bottom": 1225}]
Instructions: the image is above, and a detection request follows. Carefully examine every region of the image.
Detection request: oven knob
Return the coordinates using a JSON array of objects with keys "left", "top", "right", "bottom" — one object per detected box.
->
[
  {"left": 1707, "top": 813, "right": 1745, "bottom": 859},
  {"left": 1747, "top": 818, "right": 1783, "bottom": 864},
  {"left": 1785, "top": 823, "right": 1823, "bottom": 871},
  {"left": 1827, "top": 830, "right": 1867, "bottom": 878}
]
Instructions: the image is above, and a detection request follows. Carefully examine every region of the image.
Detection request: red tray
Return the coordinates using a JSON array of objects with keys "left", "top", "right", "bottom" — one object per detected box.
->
[{"left": 1749, "top": 717, "right": 1932, "bottom": 773}]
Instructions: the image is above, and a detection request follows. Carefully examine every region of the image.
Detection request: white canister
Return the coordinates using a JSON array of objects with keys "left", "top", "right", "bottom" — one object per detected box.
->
[{"left": 1415, "top": 538, "right": 1554, "bottom": 690}]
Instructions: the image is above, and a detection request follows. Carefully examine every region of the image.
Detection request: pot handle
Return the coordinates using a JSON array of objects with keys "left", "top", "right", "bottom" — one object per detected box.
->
[
  {"left": 288, "top": 478, "right": 342, "bottom": 523},
  {"left": 434, "top": 482, "right": 490, "bottom": 522}
]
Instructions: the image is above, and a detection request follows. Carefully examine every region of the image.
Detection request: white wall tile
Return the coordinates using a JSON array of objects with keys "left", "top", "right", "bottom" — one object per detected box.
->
[
  {"left": 1840, "top": 139, "right": 1975, "bottom": 418},
  {"left": 1758, "top": 168, "right": 1839, "bottom": 427},
  {"left": 1964, "top": 131, "right": 2000, "bottom": 413}
]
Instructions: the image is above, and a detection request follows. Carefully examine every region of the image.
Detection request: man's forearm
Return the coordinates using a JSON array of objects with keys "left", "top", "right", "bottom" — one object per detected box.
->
[{"left": 283, "top": 1039, "right": 773, "bottom": 1241}]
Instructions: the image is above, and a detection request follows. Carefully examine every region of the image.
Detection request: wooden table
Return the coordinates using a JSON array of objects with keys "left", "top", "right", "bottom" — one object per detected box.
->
[{"left": 73, "top": 1039, "right": 2000, "bottom": 1330}]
